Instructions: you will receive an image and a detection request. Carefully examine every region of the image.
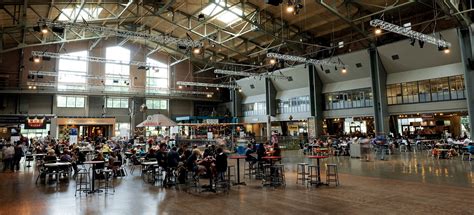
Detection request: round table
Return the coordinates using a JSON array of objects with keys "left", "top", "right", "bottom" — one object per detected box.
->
[
  {"left": 307, "top": 155, "right": 328, "bottom": 187},
  {"left": 84, "top": 160, "right": 105, "bottom": 193},
  {"left": 228, "top": 155, "right": 247, "bottom": 185}
]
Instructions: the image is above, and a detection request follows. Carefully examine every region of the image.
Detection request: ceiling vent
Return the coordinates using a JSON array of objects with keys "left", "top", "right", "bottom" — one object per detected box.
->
[
  {"left": 325, "top": 69, "right": 331, "bottom": 74},
  {"left": 250, "top": 84, "right": 255, "bottom": 89},
  {"left": 391, "top": 54, "right": 400, "bottom": 60},
  {"left": 356, "top": 63, "right": 362, "bottom": 68}
]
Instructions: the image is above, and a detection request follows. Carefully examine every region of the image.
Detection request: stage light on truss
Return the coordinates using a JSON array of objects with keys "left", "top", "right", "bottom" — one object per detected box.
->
[
  {"left": 374, "top": 27, "right": 382, "bottom": 35},
  {"left": 341, "top": 67, "right": 347, "bottom": 74},
  {"left": 193, "top": 47, "right": 201, "bottom": 54},
  {"left": 41, "top": 25, "right": 48, "bottom": 34},
  {"left": 410, "top": 38, "right": 416, "bottom": 46},
  {"left": 33, "top": 56, "right": 41, "bottom": 63},
  {"left": 269, "top": 58, "right": 277, "bottom": 65}
]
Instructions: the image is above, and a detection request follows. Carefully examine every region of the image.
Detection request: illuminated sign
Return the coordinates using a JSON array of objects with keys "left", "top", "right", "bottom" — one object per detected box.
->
[{"left": 25, "top": 117, "right": 46, "bottom": 129}]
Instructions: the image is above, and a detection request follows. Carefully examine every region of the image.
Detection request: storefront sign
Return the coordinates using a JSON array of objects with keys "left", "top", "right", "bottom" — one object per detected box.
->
[
  {"left": 205, "top": 119, "right": 219, "bottom": 124},
  {"left": 25, "top": 117, "right": 47, "bottom": 129}
]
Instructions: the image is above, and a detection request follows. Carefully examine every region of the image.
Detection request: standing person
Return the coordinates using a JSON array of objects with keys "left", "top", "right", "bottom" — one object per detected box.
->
[
  {"left": 214, "top": 147, "right": 227, "bottom": 181},
  {"left": 13, "top": 142, "right": 24, "bottom": 171},
  {"left": 2, "top": 143, "right": 15, "bottom": 171}
]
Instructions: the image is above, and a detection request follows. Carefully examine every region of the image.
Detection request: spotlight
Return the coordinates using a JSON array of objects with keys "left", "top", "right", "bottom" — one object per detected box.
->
[
  {"left": 216, "top": 87, "right": 219, "bottom": 91},
  {"left": 286, "top": 5, "right": 295, "bottom": 13},
  {"left": 33, "top": 86, "right": 37, "bottom": 89},
  {"left": 418, "top": 40, "right": 425, "bottom": 48},
  {"left": 41, "top": 25, "right": 48, "bottom": 34},
  {"left": 444, "top": 48, "right": 450, "bottom": 54},
  {"left": 193, "top": 47, "right": 201, "bottom": 54},
  {"left": 206, "top": 94, "right": 212, "bottom": 98},
  {"left": 198, "top": 13, "right": 205, "bottom": 21},
  {"left": 238, "top": 88, "right": 242, "bottom": 93},
  {"left": 178, "top": 85, "right": 183, "bottom": 89},
  {"left": 28, "top": 86, "right": 32, "bottom": 89},
  {"left": 33, "top": 56, "right": 41, "bottom": 63},
  {"left": 438, "top": 46, "right": 450, "bottom": 54},
  {"left": 206, "top": 87, "right": 209, "bottom": 90},
  {"left": 374, "top": 27, "right": 382, "bottom": 35},
  {"left": 269, "top": 58, "right": 277, "bottom": 65},
  {"left": 410, "top": 38, "right": 416, "bottom": 46},
  {"left": 341, "top": 67, "right": 347, "bottom": 74}
]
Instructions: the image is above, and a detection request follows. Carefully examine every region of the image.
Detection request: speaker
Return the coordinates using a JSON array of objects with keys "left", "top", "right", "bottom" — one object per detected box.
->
[{"left": 265, "top": 0, "right": 282, "bottom": 6}]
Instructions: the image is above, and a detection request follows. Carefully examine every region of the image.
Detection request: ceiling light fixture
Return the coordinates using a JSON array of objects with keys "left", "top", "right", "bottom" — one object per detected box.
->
[
  {"left": 286, "top": 4, "right": 295, "bottom": 13},
  {"left": 178, "top": 85, "right": 183, "bottom": 89},
  {"left": 370, "top": 19, "right": 451, "bottom": 48},
  {"left": 266, "top": 52, "right": 347, "bottom": 68},
  {"left": 42, "top": 20, "right": 203, "bottom": 48},
  {"left": 214, "top": 69, "right": 290, "bottom": 80},
  {"left": 193, "top": 47, "right": 201, "bottom": 54},
  {"left": 176, "top": 81, "right": 239, "bottom": 89}
]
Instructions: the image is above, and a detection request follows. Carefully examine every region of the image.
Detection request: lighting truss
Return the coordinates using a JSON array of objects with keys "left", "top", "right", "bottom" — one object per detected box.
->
[
  {"left": 369, "top": 19, "right": 451, "bottom": 48},
  {"left": 214, "top": 69, "right": 290, "bottom": 80},
  {"left": 25, "top": 81, "right": 213, "bottom": 95},
  {"left": 176, "top": 81, "right": 239, "bottom": 89},
  {"left": 42, "top": 20, "right": 203, "bottom": 47},
  {"left": 31, "top": 51, "right": 168, "bottom": 69},
  {"left": 266, "top": 53, "right": 347, "bottom": 67}
]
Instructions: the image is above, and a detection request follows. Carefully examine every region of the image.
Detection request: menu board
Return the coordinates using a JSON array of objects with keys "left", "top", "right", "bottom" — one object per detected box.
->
[{"left": 307, "top": 117, "right": 316, "bottom": 143}]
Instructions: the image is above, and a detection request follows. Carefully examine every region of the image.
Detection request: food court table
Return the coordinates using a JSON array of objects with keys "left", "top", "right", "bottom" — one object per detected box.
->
[
  {"left": 262, "top": 156, "right": 282, "bottom": 166},
  {"left": 83, "top": 160, "right": 105, "bottom": 193},
  {"left": 307, "top": 155, "right": 328, "bottom": 187},
  {"left": 228, "top": 155, "right": 247, "bottom": 186}
]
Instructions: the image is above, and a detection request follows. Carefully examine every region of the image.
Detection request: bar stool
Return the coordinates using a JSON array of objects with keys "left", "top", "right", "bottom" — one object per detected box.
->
[
  {"left": 98, "top": 169, "right": 115, "bottom": 194},
  {"left": 261, "top": 164, "right": 272, "bottom": 186},
  {"left": 271, "top": 164, "right": 285, "bottom": 187},
  {"left": 307, "top": 165, "right": 320, "bottom": 187},
  {"left": 244, "top": 160, "right": 257, "bottom": 179},
  {"left": 296, "top": 163, "right": 308, "bottom": 185},
  {"left": 227, "top": 165, "right": 236, "bottom": 184},
  {"left": 326, "top": 164, "right": 339, "bottom": 186},
  {"left": 75, "top": 169, "right": 90, "bottom": 196}
]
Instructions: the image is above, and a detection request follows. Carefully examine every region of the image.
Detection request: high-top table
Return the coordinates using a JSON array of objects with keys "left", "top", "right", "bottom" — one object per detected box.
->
[
  {"left": 83, "top": 160, "right": 105, "bottom": 193},
  {"left": 228, "top": 155, "right": 247, "bottom": 185},
  {"left": 307, "top": 155, "right": 329, "bottom": 187}
]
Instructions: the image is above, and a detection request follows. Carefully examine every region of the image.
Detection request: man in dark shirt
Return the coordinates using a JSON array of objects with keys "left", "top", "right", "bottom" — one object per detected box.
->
[{"left": 245, "top": 144, "right": 257, "bottom": 165}]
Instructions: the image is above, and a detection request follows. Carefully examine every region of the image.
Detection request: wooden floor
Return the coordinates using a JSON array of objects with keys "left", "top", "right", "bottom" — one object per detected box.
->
[{"left": 0, "top": 151, "right": 473, "bottom": 215}]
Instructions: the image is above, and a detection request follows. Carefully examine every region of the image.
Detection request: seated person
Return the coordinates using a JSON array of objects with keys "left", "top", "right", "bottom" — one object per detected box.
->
[
  {"left": 256, "top": 142, "right": 267, "bottom": 161},
  {"left": 270, "top": 143, "right": 281, "bottom": 157},
  {"left": 43, "top": 149, "right": 57, "bottom": 163},
  {"left": 186, "top": 149, "right": 206, "bottom": 177},
  {"left": 245, "top": 144, "right": 257, "bottom": 165}
]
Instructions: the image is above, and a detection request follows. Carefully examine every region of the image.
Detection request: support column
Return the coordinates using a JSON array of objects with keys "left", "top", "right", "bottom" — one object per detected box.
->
[
  {"left": 265, "top": 78, "right": 277, "bottom": 141},
  {"left": 308, "top": 64, "right": 324, "bottom": 138},
  {"left": 458, "top": 27, "right": 474, "bottom": 137},
  {"left": 230, "top": 89, "right": 241, "bottom": 118},
  {"left": 368, "top": 45, "right": 389, "bottom": 136}
]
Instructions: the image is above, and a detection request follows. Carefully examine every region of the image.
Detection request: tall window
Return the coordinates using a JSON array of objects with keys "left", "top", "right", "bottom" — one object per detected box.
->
[
  {"left": 402, "top": 81, "right": 418, "bottom": 103},
  {"left": 106, "top": 97, "right": 128, "bottom": 108},
  {"left": 58, "top": 50, "right": 88, "bottom": 90},
  {"left": 449, "top": 76, "right": 465, "bottom": 99},
  {"left": 146, "top": 99, "right": 168, "bottom": 110},
  {"left": 57, "top": 95, "right": 85, "bottom": 108},
  {"left": 387, "top": 84, "right": 402, "bottom": 105},
  {"left": 105, "top": 46, "right": 130, "bottom": 92},
  {"left": 146, "top": 58, "right": 169, "bottom": 94}
]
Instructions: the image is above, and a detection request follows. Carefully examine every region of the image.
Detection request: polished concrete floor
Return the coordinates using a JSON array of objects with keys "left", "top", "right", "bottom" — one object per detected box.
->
[{"left": 0, "top": 151, "right": 473, "bottom": 215}]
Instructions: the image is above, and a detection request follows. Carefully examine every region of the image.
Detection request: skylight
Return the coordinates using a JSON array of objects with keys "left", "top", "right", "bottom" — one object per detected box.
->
[
  {"left": 58, "top": 6, "right": 103, "bottom": 21},
  {"left": 201, "top": 0, "right": 243, "bottom": 24}
]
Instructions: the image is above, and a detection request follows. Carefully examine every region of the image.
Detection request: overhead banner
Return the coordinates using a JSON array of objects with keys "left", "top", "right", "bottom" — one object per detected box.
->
[{"left": 25, "top": 117, "right": 47, "bottom": 129}]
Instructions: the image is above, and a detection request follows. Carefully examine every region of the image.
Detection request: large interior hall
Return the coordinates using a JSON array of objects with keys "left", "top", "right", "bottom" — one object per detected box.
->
[{"left": 0, "top": 0, "right": 473, "bottom": 214}]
